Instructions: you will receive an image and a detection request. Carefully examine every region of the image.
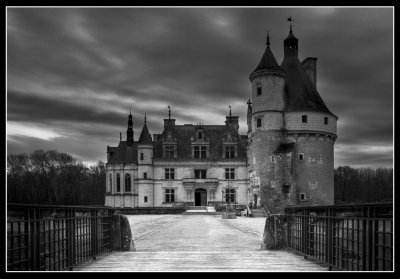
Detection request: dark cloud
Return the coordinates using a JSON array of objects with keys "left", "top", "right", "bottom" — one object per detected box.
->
[{"left": 7, "top": 7, "right": 393, "bottom": 168}]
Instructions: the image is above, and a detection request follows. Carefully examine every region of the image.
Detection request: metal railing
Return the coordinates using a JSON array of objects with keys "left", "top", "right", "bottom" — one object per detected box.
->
[
  {"left": 7, "top": 203, "right": 115, "bottom": 271},
  {"left": 285, "top": 203, "right": 393, "bottom": 271}
]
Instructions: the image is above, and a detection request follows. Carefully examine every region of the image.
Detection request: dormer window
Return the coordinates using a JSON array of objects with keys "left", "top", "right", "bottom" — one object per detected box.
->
[
  {"left": 225, "top": 146, "right": 235, "bottom": 159},
  {"left": 194, "top": 146, "right": 207, "bottom": 159},
  {"left": 165, "top": 145, "right": 175, "bottom": 158},
  {"left": 197, "top": 132, "right": 203, "bottom": 140}
]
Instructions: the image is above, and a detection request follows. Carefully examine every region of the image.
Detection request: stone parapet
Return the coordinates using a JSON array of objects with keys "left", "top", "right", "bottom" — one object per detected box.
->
[{"left": 260, "top": 214, "right": 287, "bottom": 250}]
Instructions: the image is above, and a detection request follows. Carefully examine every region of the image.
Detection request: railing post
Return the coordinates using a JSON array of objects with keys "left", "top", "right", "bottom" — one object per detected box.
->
[
  {"left": 302, "top": 208, "right": 309, "bottom": 255},
  {"left": 362, "top": 217, "right": 367, "bottom": 270},
  {"left": 29, "top": 207, "right": 40, "bottom": 270},
  {"left": 23, "top": 207, "right": 30, "bottom": 270},
  {"left": 370, "top": 209, "right": 376, "bottom": 270},
  {"left": 365, "top": 206, "right": 372, "bottom": 271},
  {"left": 91, "top": 209, "right": 97, "bottom": 260},
  {"left": 326, "top": 207, "right": 334, "bottom": 270},
  {"left": 285, "top": 209, "right": 290, "bottom": 249},
  {"left": 33, "top": 208, "right": 41, "bottom": 270},
  {"left": 66, "top": 209, "right": 75, "bottom": 271}
]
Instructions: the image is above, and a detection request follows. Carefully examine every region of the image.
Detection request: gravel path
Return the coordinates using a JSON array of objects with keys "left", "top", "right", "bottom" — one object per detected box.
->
[{"left": 126, "top": 214, "right": 184, "bottom": 241}]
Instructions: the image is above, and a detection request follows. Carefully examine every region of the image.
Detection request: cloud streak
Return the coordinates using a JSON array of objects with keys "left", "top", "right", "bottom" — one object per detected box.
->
[{"left": 7, "top": 7, "right": 393, "bottom": 168}]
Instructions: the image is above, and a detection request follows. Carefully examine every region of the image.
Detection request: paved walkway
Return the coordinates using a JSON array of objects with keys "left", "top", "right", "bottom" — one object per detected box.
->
[{"left": 76, "top": 215, "right": 327, "bottom": 272}]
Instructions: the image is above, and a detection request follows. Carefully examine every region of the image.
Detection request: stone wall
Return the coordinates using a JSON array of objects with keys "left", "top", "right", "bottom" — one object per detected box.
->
[
  {"left": 290, "top": 134, "right": 335, "bottom": 205},
  {"left": 260, "top": 214, "right": 287, "bottom": 250},
  {"left": 248, "top": 130, "right": 288, "bottom": 213},
  {"left": 251, "top": 111, "right": 283, "bottom": 131},
  {"left": 285, "top": 112, "right": 337, "bottom": 135},
  {"left": 251, "top": 76, "right": 285, "bottom": 112},
  {"left": 111, "top": 214, "right": 135, "bottom": 251}
]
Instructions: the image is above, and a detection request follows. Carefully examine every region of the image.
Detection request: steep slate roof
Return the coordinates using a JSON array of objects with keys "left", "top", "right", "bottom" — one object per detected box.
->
[
  {"left": 280, "top": 55, "right": 336, "bottom": 117},
  {"left": 107, "top": 141, "right": 138, "bottom": 164},
  {"left": 153, "top": 124, "right": 247, "bottom": 160},
  {"left": 250, "top": 45, "right": 286, "bottom": 77},
  {"left": 280, "top": 31, "right": 337, "bottom": 118},
  {"left": 138, "top": 123, "right": 152, "bottom": 144}
]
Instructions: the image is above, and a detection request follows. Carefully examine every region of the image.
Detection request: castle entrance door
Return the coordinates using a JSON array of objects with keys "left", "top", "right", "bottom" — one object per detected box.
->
[{"left": 194, "top": 188, "right": 207, "bottom": 206}]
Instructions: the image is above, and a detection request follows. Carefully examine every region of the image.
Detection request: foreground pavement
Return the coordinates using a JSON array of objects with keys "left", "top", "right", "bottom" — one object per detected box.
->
[{"left": 76, "top": 215, "right": 327, "bottom": 272}]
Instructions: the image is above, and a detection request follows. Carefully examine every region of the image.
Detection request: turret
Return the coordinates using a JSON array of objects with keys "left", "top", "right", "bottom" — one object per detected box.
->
[
  {"left": 138, "top": 113, "right": 153, "bottom": 145},
  {"left": 249, "top": 32, "right": 286, "bottom": 130},
  {"left": 283, "top": 20, "right": 299, "bottom": 58},
  {"left": 137, "top": 113, "right": 154, "bottom": 207},
  {"left": 127, "top": 110, "right": 134, "bottom": 146}
]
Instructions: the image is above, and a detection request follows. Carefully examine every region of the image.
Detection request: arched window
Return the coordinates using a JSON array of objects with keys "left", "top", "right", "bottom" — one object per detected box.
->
[
  {"left": 109, "top": 173, "right": 112, "bottom": 192},
  {"left": 116, "top": 173, "right": 120, "bottom": 193},
  {"left": 125, "top": 174, "right": 131, "bottom": 192}
]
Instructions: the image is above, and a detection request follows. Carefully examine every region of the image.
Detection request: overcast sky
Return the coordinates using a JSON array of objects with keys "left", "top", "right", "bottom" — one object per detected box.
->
[{"left": 7, "top": 7, "right": 393, "bottom": 168}]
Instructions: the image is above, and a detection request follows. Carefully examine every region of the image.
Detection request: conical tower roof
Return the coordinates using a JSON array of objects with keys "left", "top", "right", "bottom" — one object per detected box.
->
[
  {"left": 250, "top": 33, "right": 286, "bottom": 79},
  {"left": 138, "top": 115, "right": 152, "bottom": 144},
  {"left": 280, "top": 28, "right": 337, "bottom": 118}
]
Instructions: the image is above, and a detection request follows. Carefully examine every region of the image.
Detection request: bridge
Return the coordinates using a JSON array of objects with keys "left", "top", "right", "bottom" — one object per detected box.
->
[{"left": 7, "top": 203, "right": 393, "bottom": 272}]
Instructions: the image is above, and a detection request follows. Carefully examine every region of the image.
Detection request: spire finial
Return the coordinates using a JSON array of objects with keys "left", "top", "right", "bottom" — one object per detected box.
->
[
  {"left": 144, "top": 112, "right": 147, "bottom": 124},
  {"left": 288, "top": 16, "right": 294, "bottom": 33},
  {"left": 247, "top": 99, "right": 252, "bottom": 106},
  {"left": 229, "top": 105, "right": 232, "bottom": 117},
  {"left": 168, "top": 106, "right": 171, "bottom": 119},
  {"left": 266, "top": 30, "right": 270, "bottom": 47}
]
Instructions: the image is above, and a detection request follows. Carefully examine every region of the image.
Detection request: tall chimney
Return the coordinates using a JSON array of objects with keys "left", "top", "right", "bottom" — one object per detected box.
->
[{"left": 302, "top": 57, "right": 318, "bottom": 89}]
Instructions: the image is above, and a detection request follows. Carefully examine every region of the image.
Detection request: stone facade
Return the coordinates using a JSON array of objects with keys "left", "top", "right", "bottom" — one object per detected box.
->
[
  {"left": 105, "top": 26, "right": 337, "bottom": 213},
  {"left": 105, "top": 115, "right": 249, "bottom": 208}
]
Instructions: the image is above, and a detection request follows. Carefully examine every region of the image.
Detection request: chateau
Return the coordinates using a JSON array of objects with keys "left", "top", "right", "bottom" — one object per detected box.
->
[{"left": 105, "top": 24, "right": 338, "bottom": 213}]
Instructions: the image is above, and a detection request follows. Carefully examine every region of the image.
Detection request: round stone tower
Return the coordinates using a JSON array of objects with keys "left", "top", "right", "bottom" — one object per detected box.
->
[
  {"left": 280, "top": 25, "right": 338, "bottom": 207},
  {"left": 247, "top": 33, "right": 288, "bottom": 212},
  {"left": 248, "top": 26, "right": 338, "bottom": 213}
]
